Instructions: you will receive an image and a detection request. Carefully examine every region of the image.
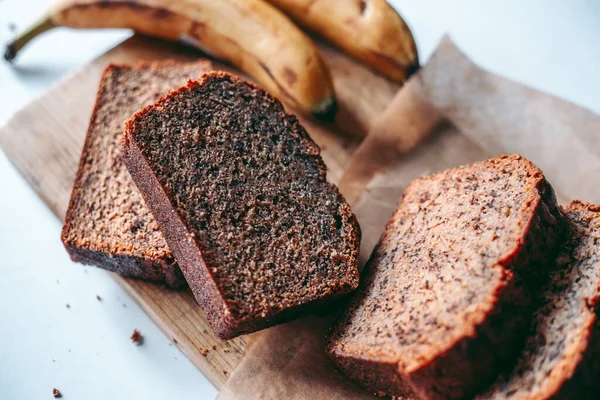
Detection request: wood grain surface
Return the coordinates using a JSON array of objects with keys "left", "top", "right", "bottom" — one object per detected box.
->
[{"left": 0, "top": 35, "right": 398, "bottom": 389}]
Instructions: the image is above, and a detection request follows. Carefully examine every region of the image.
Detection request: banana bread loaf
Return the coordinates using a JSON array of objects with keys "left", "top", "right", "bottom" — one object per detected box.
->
[
  {"left": 121, "top": 72, "right": 360, "bottom": 339},
  {"left": 61, "top": 60, "right": 212, "bottom": 288},
  {"left": 327, "top": 155, "right": 565, "bottom": 399},
  {"left": 477, "top": 200, "right": 600, "bottom": 400}
]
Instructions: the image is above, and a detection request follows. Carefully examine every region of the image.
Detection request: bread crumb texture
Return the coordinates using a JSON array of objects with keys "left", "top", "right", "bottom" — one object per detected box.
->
[{"left": 329, "top": 155, "right": 565, "bottom": 399}]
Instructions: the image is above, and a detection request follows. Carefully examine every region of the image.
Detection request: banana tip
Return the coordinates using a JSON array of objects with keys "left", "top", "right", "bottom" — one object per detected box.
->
[
  {"left": 4, "top": 44, "right": 16, "bottom": 62},
  {"left": 312, "top": 98, "right": 338, "bottom": 124},
  {"left": 406, "top": 61, "right": 420, "bottom": 80}
]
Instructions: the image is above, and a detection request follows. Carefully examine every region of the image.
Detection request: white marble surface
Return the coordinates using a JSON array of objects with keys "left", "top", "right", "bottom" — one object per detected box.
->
[{"left": 0, "top": 0, "right": 599, "bottom": 399}]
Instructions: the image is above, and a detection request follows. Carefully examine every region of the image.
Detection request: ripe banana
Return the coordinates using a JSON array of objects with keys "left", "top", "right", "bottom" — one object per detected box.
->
[
  {"left": 267, "top": 0, "right": 419, "bottom": 82},
  {"left": 4, "top": 0, "right": 336, "bottom": 121}
]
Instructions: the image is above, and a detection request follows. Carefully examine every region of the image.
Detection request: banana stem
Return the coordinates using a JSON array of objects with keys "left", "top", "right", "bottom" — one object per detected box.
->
[{"left": 4, "top": 17, "right": 56, "bottom": 62}]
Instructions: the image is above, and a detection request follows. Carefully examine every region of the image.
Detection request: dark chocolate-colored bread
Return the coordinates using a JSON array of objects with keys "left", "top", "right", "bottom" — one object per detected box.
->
[
  {"left": 121, "top": 72, "right": 360, "bottom": 339},
  {"left": 327, "top": 155, "right": 565, "bottom": 399},
  {"left": 61, "top": 60, "right": 212, "bottom": 288},
  {"left": 477, "top": 200, "right": 600, "bottom": 400}
]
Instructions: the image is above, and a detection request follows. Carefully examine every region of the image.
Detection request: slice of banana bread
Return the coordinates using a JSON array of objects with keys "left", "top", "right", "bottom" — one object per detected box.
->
[
  {"left": 61, "top": 60, "right": 212, "bottom": 288},
  {"left": 477, "top": 201, "right": 600, "bottom": 400},
  {"left": 327, "top": 155, "right": 565, "bottom": 399},
  {"left": 121, "top": 72, "right": 360, "bottom": 339}
]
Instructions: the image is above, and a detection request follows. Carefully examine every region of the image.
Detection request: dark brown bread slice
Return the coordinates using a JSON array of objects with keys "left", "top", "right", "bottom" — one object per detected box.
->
[
  {"left": 121, "top": 72, "right": 360, "bottom": 339},
  {"left": 327, "top": 155, "right": 565, "bottom": 399},
  {"left": 477, "top": 201, "right": 600, "bottom": 400},
  {"left": 61, "top": 60, "right": 212, "bottom": 288}
]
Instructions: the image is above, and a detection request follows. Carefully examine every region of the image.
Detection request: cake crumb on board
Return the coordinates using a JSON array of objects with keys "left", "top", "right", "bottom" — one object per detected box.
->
[
  {"left": 131, "top": 329, "right": 144, "bottom": 345},
  {"left": 52, "top": 388, "right": 62, "bottom": 398}
]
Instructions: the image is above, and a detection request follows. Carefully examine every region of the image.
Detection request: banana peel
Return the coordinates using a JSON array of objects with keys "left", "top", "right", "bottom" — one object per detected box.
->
[
  {"left": 268, "top": 0, "right": 419, "bottom": 82},
  {"left": 4, "top": 0, "right": 337, "bottom": 121}
]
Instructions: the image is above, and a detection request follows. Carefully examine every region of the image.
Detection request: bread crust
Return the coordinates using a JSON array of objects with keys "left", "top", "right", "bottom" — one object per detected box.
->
[
  {"left": 122, "top": 72, "right": 360, "bottom": 339},
  {"left": 64, "top": 241, "right": 183, "bottom": 288},
  {"left": 327, "top": 155, "right": 565, "bottom": 399}
]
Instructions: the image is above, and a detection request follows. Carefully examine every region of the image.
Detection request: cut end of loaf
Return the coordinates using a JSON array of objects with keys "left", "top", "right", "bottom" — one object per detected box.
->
[{"left": 123, "top": 71, "right": 360, "bottom": 338}]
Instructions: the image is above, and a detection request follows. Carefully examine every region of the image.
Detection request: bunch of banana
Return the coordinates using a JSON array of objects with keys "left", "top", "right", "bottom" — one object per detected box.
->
[
  {"left": 267, "top": 0, "right": 419, "bottom": 83},
  {"left": 4, "top": 0, "right": 336, "bottom": 120},
  {"left": 4, "top": 0, "right": 418, "bottom": 120}
]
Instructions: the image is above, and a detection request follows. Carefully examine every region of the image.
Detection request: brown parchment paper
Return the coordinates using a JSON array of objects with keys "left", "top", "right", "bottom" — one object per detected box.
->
[{"left": 217, "top": 36, "right": 600, "bottom": 399}]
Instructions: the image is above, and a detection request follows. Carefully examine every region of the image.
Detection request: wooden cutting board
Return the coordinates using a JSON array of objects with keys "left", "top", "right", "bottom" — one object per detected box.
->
[{"left": 0, "top": 35, "right": 398, "bottom": 389}]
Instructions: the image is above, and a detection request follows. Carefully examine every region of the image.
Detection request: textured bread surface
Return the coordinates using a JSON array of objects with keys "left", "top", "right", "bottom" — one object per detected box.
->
[
  {"left": 61, "top": 60, "right": 212, "bottom": 288},
  {"left": 478, "top": 201, "right": 600, "bottom": 400},
  {"left": 327, "top": 155, "right": 565, "bottom": 399},
  {"left": 122, "top": 72, "right": 360, "bottom": 339}
]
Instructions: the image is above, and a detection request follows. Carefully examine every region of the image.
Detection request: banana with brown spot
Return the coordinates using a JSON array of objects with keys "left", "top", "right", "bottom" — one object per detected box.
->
[
  {"left": 4, "top": 0, "right": 337, "bottom": 121},
  {"left": 268, "top": 0, "right": 419, "bottom": 82}
]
